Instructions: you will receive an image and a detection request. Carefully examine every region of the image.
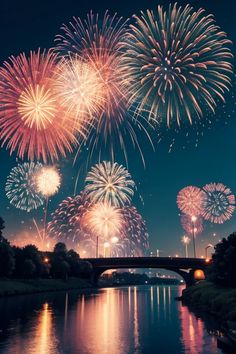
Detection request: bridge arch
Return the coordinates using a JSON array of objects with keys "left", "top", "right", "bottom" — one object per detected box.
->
[{"left": 83, "top": 257, "right": 209, "bottom": 287}]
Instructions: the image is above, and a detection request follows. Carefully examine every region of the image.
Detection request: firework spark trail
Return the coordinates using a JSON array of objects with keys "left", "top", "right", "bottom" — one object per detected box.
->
[
  {"left": 177, "top": 186, "right": 205, "bottom": 216},
  {"left": 122, "top": 3, "right": 233, "bottom": 126},
  {"left": 5, "top": 162, "right": 44, "bottom": 212},
  {"left": 85, "top": 161, "right": 135, "bottom": 207},
  {"left": 202, "top": 183, "right": 235, "bottom": 223},
  {"left": 0, "top": 49, "right": 78, "bottom": 162}
]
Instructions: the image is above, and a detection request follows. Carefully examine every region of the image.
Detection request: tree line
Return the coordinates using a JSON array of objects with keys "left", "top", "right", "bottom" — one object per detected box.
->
[
  {"left": 0, "top": 217, "right": 92, "bottom": 280},
  {"left": 1, "top": 216, "right": 236, "bottom": 287}
]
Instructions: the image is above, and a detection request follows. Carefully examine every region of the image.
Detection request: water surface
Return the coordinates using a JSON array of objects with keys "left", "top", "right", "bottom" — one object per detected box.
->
[{"left": 0, "top": 286, "right": 223, "bottom": 354}]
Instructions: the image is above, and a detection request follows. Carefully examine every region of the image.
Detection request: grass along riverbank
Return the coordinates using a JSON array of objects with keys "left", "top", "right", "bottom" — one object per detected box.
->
[
  {"left": 0, "top": 278, "right": 92, "bottom": 297},
  {"left": 182, "top": 281, "right": 236, "bottom": 321}
]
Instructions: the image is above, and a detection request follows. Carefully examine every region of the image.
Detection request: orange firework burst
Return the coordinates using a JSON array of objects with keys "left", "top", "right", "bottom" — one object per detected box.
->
[
  {"left": 54, "top": 56, "right": 106, "bottom": 129},
  {"left": 81, "top": 203, "right": 122, "bottom": 240},
  {"left": 35, "top": 166, "right": 61, "bottom": 198},
  {"left": 177, "top": 186, "right": 205, "bottom": 216},
  {"left": 55, "top": 11, "right": 153, "bottom": 163},
  {"left": 56, "top": 11, "right": 129, "bottom": 124},
  {"left": 0, "top": 49, "right": 77, "bottom": 162}
]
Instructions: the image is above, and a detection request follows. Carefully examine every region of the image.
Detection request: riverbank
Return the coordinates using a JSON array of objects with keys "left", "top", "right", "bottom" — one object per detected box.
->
[
  {"left": 0, "top": 278, "right": 92, "bottom": 297},
  {"left": 182, "top": 281, "right": 236, "bottom": 321}
]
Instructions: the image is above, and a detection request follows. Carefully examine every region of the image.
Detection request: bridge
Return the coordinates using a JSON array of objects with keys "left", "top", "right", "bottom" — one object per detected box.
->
[{"left": 83, "top": 256, "right": 211, "bottom": 287}]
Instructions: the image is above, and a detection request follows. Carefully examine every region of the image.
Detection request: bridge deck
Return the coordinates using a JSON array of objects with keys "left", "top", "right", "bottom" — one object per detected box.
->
[{"left": 83, "top": 257, "right": 208, "bottom": 270}]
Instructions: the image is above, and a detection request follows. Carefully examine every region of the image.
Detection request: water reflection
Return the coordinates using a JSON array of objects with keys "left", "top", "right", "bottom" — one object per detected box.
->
[
  {"left": 178, "top": 292, "right": 219, "bottom": 354},
  {"left": 0, "top": 286, "right": 223, "bottom": 354}
]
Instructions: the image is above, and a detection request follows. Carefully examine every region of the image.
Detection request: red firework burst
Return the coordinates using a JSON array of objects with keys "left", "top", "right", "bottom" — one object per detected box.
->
[
  {"left": 0, "top": 49, "right": 77, "bottom": 162},
  {"left": 177, "top": 186, "right": 205, "bottom": 216}
]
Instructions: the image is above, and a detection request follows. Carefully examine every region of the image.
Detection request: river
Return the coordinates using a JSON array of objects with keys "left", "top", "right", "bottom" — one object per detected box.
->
[{"left": 0, "top": 285, "right": 224, "bottom": 354}]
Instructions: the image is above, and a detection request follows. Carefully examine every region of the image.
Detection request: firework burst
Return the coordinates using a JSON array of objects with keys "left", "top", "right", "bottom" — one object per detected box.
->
[
  {"left": 177, "top": 186, "right": 205, "bottom": 216},
  {"left": 35, "top": 166, "right": 61, "bottom": 198},
  {"left": 0, "top": 49, "right": 77, "bottom": 162},
  {"left": 54, "top": 56, "right": 106, "bottom": 129},
  {"left": 56, "top": 11, "right": 129, "bottom": 122},
  {"left": 181, "top": 214, "right": 203, "bottom": 235},
  {"left": 85, "top": 161, "right": 135, "bottom": 207},
  {"left": 5, "top": 162, "right": 44, "bottom": 212},
  {"left": 47, "top": 193, "right": 92, "bottom": 248},
  {"left": 122, "top": 3, "right": 233, "bottom": 126},
  {"left": 202, "top": 183, "right": 235, "bottom": 223},
  {"left": 81, "top": 203, "right": 122, "bottom": 240},
  {"left": 181, "top": 235, "right": 191, "bottom": 245},
  {"left": 56, "top": 11, "right": 153, "bottom": 164},
  {"left": 119, "top": 206, "right": 149, "bottom": 257}
]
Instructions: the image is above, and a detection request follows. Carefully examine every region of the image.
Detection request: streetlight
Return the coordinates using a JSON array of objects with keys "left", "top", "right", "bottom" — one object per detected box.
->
[
  {"left": 110, "top": 236, "right": 118, "bottom": 257},
  {"left": 103, "top": 242, "right": 110, "bottom": 258},
  {"left": 181, "top": 235, "right": 190, "bottom": 258},
  {"left": 191, "top": 215, "right": 197, "bottom": 258},
  {"left": 205, "top": 244, "right": 214, "bottom": 259}
]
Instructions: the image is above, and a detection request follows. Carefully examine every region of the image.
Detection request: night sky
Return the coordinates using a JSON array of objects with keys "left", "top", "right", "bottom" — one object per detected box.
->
[{"left": 0, "top": 0, "right": 236, "bottom": 257}]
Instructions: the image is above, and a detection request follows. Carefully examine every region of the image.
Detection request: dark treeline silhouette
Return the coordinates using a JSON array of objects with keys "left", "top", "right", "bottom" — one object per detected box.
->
[
  {"left": 207, "top": 232, "right": 236, "bottom": 287},
  {"left": 1, "top": 216, "right": 236, "bottom": 287},
  {"left": 0, "top": 216, "right": 92, "bottom": 280}
]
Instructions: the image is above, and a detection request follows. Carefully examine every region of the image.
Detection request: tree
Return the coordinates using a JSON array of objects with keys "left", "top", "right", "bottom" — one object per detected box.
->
[
  {"left": 0, "top": 242, "right": 15, "bottom": 277},
  {"left": 75, "top": 261, "right": 93, "bottom": 278},
  {"left": 66, "top": 249, "right": 81, "bottom": 276},
  {"left": 54, "top": 242, "right": 67, "bottom": 256},
  {"left": 52, "top": 260, "right": 70, "bottom": 280},
  {"left": 22, "top": 259, "right": 36, "bottom": 278},
  {"left": 22, "top": 245, "right": 42, "bottom": 277},
  {"left": 209, "top": 232, "right": 236, "bottom": 287},
  {"left": 0, "top": 216, "right": 9, "bottom": 244},
  {"left": 0, "top": 216, "right": 5, "bottom": 235}
]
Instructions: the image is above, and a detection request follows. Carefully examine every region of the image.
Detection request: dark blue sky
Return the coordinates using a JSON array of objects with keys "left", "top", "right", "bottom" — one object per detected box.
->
[{"left": 0, "top": 0, "right": 236, "bottom": 257}]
